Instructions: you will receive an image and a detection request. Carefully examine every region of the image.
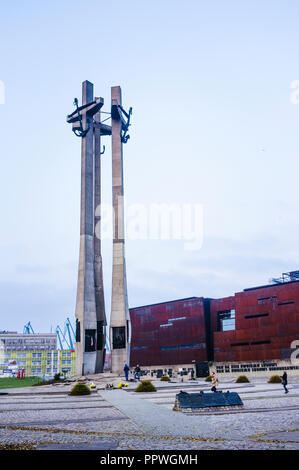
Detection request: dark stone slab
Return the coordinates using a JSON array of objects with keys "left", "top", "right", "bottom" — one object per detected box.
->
[
  {"left": 1, "top": 416, "right": 129, "bottom": 427},
  {"left": 36, "top": 440, "right": 119, "bottom": 450},
  {"left": 174, "top": 390, "right": 243, "bottom": 411}
]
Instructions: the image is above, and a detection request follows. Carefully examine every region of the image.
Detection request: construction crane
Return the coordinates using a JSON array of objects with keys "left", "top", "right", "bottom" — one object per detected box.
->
[
  {"left": 65, "top": 317, "right": 75, "bottom": 350},
  {"left": 55, "top": 325, "right": 70, "bottom": 350},
  {"left": 55, "top": 318, "right": 76, "bottom": 350},
  {"left": 23, "top": 322, "right": 35, "bottom": 334}
]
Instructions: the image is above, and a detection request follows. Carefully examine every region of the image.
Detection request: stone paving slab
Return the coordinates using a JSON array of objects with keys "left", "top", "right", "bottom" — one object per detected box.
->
[
  {"left": 99, "top": 390, "right": 299, "bottom": 440},
  {"left": 0, "top": 403, "right": 114, "bottom": 411},
  {"left": 262, "top": 431, "right": 299, "bottom": 442},
  {"left": 1, "top": 426, "right": 297, "bottom": 450},
  {"left": 36, "top": 440, "right": 120, "bottom": 450},
  {"left": 1, "top": 382, "right": 299, "bottom": 450}
]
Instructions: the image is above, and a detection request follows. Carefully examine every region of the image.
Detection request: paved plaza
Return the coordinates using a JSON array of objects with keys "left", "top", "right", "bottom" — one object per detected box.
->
[{"left": 0, "top": 378, "right": 298, "bottom": 450}]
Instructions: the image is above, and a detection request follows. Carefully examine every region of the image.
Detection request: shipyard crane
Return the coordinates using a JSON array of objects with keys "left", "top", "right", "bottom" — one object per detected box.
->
[
  {"left": 65, "top": 317, "right": 75, "bottom": 350},
  {"left": 55, "top": 325, "right": 72, "bottom": 350},
  {"left": 23, "top": 322, "right": 35, "bottom": 334}
]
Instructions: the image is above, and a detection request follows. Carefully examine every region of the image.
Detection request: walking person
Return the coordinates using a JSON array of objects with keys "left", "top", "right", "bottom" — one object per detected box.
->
[
  {"left": 211, "top": 371, "right": 217, "bottom": 393},
  {"left": 134, "top": 364, "right": 141, "bottom": 381},
  {"left": 124, "top": 363, "right": 130, "bottom": 382},
  {"left": 281, "top": 371, "right": 289, "bottom": 394}
]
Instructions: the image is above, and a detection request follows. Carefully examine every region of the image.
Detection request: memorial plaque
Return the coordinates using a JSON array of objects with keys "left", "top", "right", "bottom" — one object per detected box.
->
[{"left": 174, "top": 391, "right": 243, "bottom": 412}]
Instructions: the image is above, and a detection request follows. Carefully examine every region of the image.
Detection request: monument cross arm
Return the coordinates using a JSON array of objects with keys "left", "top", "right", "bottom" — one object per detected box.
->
[{"left": 66, "top": 97, "right": 104, "bottom": 123}]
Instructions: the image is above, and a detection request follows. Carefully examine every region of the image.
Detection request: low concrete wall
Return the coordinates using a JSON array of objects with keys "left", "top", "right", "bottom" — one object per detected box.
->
[{"left": 210, "top": 359, "right": 299, "bottom": 378}]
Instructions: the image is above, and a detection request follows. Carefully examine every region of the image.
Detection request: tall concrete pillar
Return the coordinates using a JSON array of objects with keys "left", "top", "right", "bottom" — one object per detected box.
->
[
  {"left": 67, "top": 80, "right": 107, "bottom": 375},
  {"left": 110, "top": 86, "right": 131, "bottom": 374},
  {"left": 94, "top": 107, "right": 107, "bottom": 372},
  {"left": 75, "top": 80, "right": 97, "bottom": 375}
]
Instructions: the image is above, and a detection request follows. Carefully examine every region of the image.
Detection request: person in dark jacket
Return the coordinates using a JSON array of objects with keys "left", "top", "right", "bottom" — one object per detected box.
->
[
  {"left": 134, "top": 364, "right": 141, "bottom": 380},
  {"left": 123, "top": 363, "right": 130, "bottom": 381},
  {"left": 281, "top": 371, "right": 289, "bottom": 394}
]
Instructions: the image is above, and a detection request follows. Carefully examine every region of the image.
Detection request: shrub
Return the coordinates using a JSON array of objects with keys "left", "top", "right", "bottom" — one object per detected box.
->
[
  {"left": 236, "top": 375, "right": 250, "bottom": 383},
  {"left": 69, "top": 383, "right": 91, "bottom": 396},
  {"left": 268, "top": 375, "right": 282, "bottom": 384},
  {"left": 54, "top": 373, "right": 61, "bottom": 381},
  {"left": 160, "top": 376, "right": 171, "bottom": 382},
  {"left": 205, "top": 375, "right": 212, "bottom": 382},
  {"left": 135, "top": 380, "right": 157, "bottom": 393}
]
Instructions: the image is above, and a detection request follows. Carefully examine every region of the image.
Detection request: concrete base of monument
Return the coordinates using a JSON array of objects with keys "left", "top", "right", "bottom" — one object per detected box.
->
[
  {"left": 173, "top": 390, "right": 244, "bottom": 413},
  {"left": 64, "top": 372, "right": 121, "bottom": 389}
]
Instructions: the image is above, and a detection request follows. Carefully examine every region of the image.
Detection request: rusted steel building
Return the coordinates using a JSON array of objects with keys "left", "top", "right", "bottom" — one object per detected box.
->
[
  {"left": 129, "top": 297, "right": 209, "bottom": 368},
  {"left": 129, "top": 274, "right": 299, "bottom": 373},
  {"left": 212, "top": 280, "right": 299, "bottom": 362}
]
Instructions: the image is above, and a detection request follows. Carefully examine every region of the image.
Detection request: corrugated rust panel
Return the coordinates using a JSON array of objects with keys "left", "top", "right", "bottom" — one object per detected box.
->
[
  {"left": 213, "top": 281, "right": 299, "bottom": 362},
  {"left": 130, "top": 297, "right": 207, "bottom": 367},
  {"left": 130, "top": 281, "right": 299, "bottom": 366}
]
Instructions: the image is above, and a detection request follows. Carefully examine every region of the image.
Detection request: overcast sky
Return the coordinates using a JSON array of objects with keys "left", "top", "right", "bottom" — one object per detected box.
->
[{"left": 0, "top": 0, "right": 299, "bottom": 334}]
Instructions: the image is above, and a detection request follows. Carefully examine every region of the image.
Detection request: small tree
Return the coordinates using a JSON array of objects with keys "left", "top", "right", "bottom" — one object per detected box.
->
[
  {"left": 135, "top": 380, "right": 157, "bottom": 392},
  {"left": 205, "top": 375, "right": 212, "bottom": 382},
  {"left": 268, "top": 375, "right": 282, "bottom": 384},
  {"left": 236, "top": 375, "right": 250, "bottom": 383},
  {"left": 160, "top": 376, "right": 171, "bottom": 382},
  {"left": 69, "top": 383, "right": 91, "bottom": 396}
]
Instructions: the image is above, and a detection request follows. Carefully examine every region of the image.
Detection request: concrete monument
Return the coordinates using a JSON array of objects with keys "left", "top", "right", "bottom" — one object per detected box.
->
[
  {"left": 110, "top": 86, "right": 132, "bottom": 374},
  {"left": 67, "top": 81, "right": 108, "bottom": 375},
  {"left": 67, "top": 82, "right": 132, "bottom": 375}
]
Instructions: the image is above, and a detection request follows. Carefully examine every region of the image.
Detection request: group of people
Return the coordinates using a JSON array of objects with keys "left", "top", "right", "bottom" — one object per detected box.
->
[
  {"left": 123, "top": 363, "right": 141, "bottom": 381},
  {"left": 123, "top": 364, "right": 290, "bottom": 394},
  {"left": 209, "top": 370, "right": 289, "bottom": 394}
]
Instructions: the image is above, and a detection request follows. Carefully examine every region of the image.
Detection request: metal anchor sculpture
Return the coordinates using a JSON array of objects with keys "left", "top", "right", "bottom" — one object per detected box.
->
[
  {"left": 67, "top": 96, "right": 104, "bottom": 137},
  {"left": 72, "top": 98, "right": 89, "bottom": 137},
  {"left": 111, "top": 104, "right": 132, "bottom": 143}
]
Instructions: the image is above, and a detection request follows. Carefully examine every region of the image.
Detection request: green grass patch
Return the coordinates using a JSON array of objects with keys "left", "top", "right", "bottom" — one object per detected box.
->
[{"left": 0, "top": 376, "right": 41, "bottom": 389}]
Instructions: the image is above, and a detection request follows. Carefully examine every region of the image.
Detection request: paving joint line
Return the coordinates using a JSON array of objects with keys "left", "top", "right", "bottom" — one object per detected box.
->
[
  {"left": 0, "top": 405, "right": 114, "bottom": 412},
  {"left": 0, "top": 424, "right": 227, "bottom": 443}
]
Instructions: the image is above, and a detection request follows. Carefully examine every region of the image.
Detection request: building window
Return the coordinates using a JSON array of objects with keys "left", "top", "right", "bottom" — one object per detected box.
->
[
  {"left": 251, "top": 340, "right": 271, "bottom": 345},
  {"left": 217, "top": 309, "right": 235, "bottom": 331},
  {"left": 245, "top": 313, "right": 269, "bottom": 319},
  {"left": 278, "top": 301, "right": 294, "bottom": 306},
  {"left": 257, "top": 296, "right": 277, "bottom": 304}
]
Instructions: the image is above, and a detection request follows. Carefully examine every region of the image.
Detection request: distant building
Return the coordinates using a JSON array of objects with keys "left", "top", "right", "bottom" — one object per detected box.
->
[
  {"left": 0, "top": 331, "right": 76, "bottom": 378},
  {"left": 0, "top": 332, "right": 57, "bottom": 351},
  {"left": 0, "top": 349, "right": 76, "bottom": 378},
  {"left": 129, "top": 273, "right": 299, "bottom": 378}
]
